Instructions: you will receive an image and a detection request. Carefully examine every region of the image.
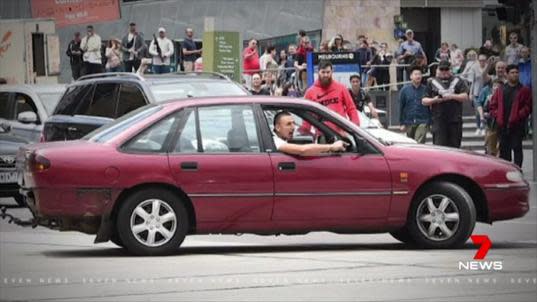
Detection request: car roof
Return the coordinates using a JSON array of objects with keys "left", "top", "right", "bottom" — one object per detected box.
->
[
  {"left": 0, "top": 84, "right": 66, "bottom": 94},
  {"left": 70, "top": 72, "right": 235, "bottom": 86},
  {"left": 160, "top": 96, "right": 319, "bottom": 110}
]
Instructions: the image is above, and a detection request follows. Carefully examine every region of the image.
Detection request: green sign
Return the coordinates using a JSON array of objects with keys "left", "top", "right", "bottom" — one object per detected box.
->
[{"left": 203, "top": 31, "right": 241, "bottom": 82}]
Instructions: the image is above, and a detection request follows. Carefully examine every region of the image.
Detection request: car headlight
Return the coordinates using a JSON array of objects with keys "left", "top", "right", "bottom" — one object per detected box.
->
[{"left": 506, "top": 171, "right": 524, "bottom": 182}]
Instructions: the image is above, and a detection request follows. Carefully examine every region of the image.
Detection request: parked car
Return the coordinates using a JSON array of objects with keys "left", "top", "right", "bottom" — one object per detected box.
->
[
  {"left": 0, "top": 84, "right": 66, "bottom": 142},
  {"left": 0, "top": 84, "right": 65, "bottom": 206},
  {"left": 17, "top": 96, "right": 528, "bottom": 256},
  {"left": 42, "top": 72, "right": 249, "bottom": 142}
]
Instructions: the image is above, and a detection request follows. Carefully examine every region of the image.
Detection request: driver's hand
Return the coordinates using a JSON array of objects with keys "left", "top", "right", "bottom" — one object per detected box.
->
[{"left": 330, "top": 140, "right": 348, "bottom": 152}]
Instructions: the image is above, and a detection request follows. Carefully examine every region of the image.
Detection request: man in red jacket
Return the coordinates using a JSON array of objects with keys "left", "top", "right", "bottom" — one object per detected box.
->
[
  {"left": 304, "top": 60, "right": 360, "bottom": 127},
  {"left": 489, "top": 64, "right": 532, "bottom": 167}
]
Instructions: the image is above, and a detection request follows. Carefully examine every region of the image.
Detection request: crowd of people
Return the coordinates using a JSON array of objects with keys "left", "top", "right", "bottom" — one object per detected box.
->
[
  {"left": 63, "top": 24, "right": 532, "bottom": 167},
  {"left": 66, "top": 23, "right": 203, "bottom": 79}
]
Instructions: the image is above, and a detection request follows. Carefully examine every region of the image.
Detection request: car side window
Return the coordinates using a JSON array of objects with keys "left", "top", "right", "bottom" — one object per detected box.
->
[
  {"left": 123, "top": 113, "right": 179, "bottom": 153},
  {"left": 116, "top": 83, "right": 147, "bottom": 117},
  {"left": 86, "top": 83, "right": 119, "bottom": 118},
  {"left": 14, "top": 93, "right": 39, "bottom": 122},
  {"left": 173, "top": 105, "right": 261, "bottom": 153},
  {"left": 54, "top": 85, "right": 94, "bottom": 115},
  {"left": 0, "top": 92, "right": 12, "bottom": 119}
]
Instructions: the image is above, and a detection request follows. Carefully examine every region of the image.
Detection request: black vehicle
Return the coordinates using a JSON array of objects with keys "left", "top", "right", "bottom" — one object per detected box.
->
[
  {"left": 43, "top": 72, "right": 249, "bottom": 142},
  {"left": 0, "top": 127, "right": 29, "bottom": 206}
]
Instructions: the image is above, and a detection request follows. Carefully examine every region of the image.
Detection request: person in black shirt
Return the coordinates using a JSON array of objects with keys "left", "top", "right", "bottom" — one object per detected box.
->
[
  {"left": 348, "top": 74, "right": 378, "bottom": 118},
  {"left": 422, "top": 60, "right": 469, "bottom": 148},
  {"left": 66, "top": 32, "right": 83, "bottom": 80},
  {"left": 182, "top": 27, "right": 201, "bottom": 72},
  {"left": 249, "top": 73, "right": 270, "bottom": 95}
]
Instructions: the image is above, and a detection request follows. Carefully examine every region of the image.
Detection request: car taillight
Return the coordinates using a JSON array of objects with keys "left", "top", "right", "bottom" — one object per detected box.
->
[{"left": 29, "top": 153, "right": 51, "bottom": 172}]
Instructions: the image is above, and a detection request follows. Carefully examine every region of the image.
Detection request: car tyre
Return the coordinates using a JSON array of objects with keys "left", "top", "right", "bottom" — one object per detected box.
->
[
  {"left": 407, "top": 182, "right": 476, "bottom": 249},
  {"left": 116, "top": 188, "right": 189, "bottom": 256}
]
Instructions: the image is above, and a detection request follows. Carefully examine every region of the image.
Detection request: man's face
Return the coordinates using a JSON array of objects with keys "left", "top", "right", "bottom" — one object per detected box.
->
[
  {"left": 507, "top": 68, "right": 519, "bottom": 83},
  {"left": 438, "top": 67, "right": 451, "bottom": 79},
  {"left": 318, "top": 66, "right": 333, "bottom": 86},
  {"left": 350, "top": 77, "right": 361, "bottom": 90},
  {"left": 87, "top": 28, "right": 93, "bottom": 36},
  {"left": 129, "top": 25, "right": 136, "bottom": 33},
  {"left": 288, "top": 45, "right": 296, "bottom": 55},
  {"left": 509, "top": 34, "right": 518, "bottom": 44},
  {"left": 520, "top": 48, "right": 530, "bottom": 59},
  {"left": 252, "top": 74, "right": 262, "bottom": 88},
  {"left": 276, "top": 115, "right": 295, "bottom": 141},
  {"left": 406, "top": 32, "right": 414, "bottom": 41},
  {"left": 186, "top": 29, "right": 193, "bottom": 38},
  {"left": 159, "top": 31, "right": 165, "bottom": 38},
  {"left": 496, "top": 62, "right": 507, "bottom": 77},
  {"left": 484, "top": 40, "right": 492, "bottom": 48},
  {"left": 410, "top": 70, "right": 422, "bottom": 84}
]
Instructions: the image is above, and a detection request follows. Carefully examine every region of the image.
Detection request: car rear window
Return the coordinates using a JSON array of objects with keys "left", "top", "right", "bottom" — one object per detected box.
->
[{"left": 149, "top": 81, "right": 247, "bottom": 102}]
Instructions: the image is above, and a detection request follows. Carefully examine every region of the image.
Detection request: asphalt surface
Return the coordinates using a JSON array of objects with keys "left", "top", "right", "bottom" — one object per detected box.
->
[{"left": 0, "top": 151, "right": 535, "bottom": 301}]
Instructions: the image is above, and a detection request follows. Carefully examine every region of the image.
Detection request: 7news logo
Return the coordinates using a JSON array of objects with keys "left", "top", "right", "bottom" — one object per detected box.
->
[{"left": 458, "top": 235, "right": 503, "bottom": 271}]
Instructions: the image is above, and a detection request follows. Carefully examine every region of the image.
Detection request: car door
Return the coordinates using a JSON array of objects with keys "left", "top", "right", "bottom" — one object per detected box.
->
[
  {"left": 167, "top": 104, "right": 274, "bottom": 226},
  {"left": 262, "top": 105, "right": 392, "bottom": 223},
  {"left": 10, "top": 92, "right": 42, "bottom": 142}
]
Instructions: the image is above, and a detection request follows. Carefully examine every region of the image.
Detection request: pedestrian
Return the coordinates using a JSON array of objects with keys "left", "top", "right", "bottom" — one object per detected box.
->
[
  {"left": 504, "top": 32, "right": 524, "bottom": 65},
  {"left": 242, "top": 38, "right": 259, "bottom": 90},
  {"left": 284, "top": 44, "right": 297, "bottom": 85},
  {"left": 259, "top": 46, "right": 277, "bottom": 72},
  {"left": 80, "top": 25, "right": 103, "bottom": 75},
  {"left": 479, "top": 40, "right": 500, "bottom": 58},
  {"left": 105, "top": 38, "right": 122, "bottom": 72},
  {"left": 461, "top": 51, "right": 487, "bottom": 135},
  {"left": 449, "top": 44, "right": 464, "bottom": 74},
  {"left": 295, "top": 36, "right": 313, "bottom": 93},
  {"left": 434, "top": 42, "right": 451, "bottom": 62},
  {"left": 518, "top": 47, "right": 531, "bottom": 88},
  {"left": 329, "top": 34, "right": 345, "bottom": 52},
  {"left": 182, "top": 27, "right": 202, "bottom": 72},
  {"left": 249, "top": 73, "right": 271, "bottom": 95},
  {"left": 121, "top": 22, "right": 145, "bottom": 73},
  {"left": 369, "top": 42, "right": 391, "bottom": 89},
  {"left": 66, "top": 32, "right": 83, "bottom": 80},
  {"left": 422, "top": 60, "right": 470, "bottom": 148},
  {"left": 355, "top": 39, "right": 372, "bottom": 85},
  {"left": 319, "top": 40, "right": 330, "bottom": 53},
  {"left": 149, "top": 27, "right": 174, "bottom": 74},
  {"left": 482, "top": 57, "right": 507, "bottom": 85},
  {"left": 479, "top": 79, "right": 502, "bottom": 155},
  {"left": 399, "top": 66, "right": 430, "bottom": 143},
  {"left": 304, "top": 61, "right": 360, "bottom": 127},
  {"left": 348, "top": 74, "right": 378, "bottom": 118},
  {"left": 489, "top": 65, "right": 532, "bottom": 167}
]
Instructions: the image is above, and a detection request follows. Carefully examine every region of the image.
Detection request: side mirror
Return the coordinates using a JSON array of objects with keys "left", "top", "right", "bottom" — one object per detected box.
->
[{"left": 17, "top": 111, "right": 38, "bottom": 124}]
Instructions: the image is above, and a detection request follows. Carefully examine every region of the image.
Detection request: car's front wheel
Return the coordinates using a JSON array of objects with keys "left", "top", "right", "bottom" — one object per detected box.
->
[
  {"left": 116, "top": 189, "right": 189, "bottom": 256},
  {"left": 407, "top": 182, "right": 476, "bottom": 249}
]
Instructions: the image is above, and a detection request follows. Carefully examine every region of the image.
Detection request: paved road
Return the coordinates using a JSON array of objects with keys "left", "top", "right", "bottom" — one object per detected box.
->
[{"left": 0, "top": 152, "right": 535, "bottom": 301}]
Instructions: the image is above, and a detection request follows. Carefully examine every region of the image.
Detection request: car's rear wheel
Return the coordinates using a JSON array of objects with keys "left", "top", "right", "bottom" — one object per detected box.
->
[
  {"left": 407, "top": 182, "right": 476, "bottom": 249},
  {"left": 116, "top": 189, "right": 189, "bottom": 256}
]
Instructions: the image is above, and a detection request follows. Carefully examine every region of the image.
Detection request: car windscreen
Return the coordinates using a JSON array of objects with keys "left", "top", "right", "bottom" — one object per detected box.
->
[
  {"left": 83, "top": 105, "right": 161, "bottom": 143},
  {"left": 149, "top": 81, "right": 247, "bottom": 102},
  {"left": 38, "top": 92, "right": 64, "bottom": 115}
]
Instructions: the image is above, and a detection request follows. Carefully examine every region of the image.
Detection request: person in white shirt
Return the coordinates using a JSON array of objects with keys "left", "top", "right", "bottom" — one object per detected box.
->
[
  {"left": 80, "top": 25, "right": 103, "bottom": 75},
  {"left": 149, "top": 27, "right": 174, "bottom": 74},
  {"left": 504, "top": 32, "right": 524, "bottom": 65},
  {"left": 273, "top": 111, "right": 347, "bottom": 156}
]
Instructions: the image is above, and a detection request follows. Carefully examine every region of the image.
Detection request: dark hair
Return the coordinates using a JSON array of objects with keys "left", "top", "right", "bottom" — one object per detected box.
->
[
  {"left": 318, "top": 60, "right": 333, "bottom": 70},
  {"left": 266, "top": 46, "right": 275, "bottom": 53},
  {"left": 349, "top": 74, "right": 361, "bottom": 81},
  {"left": 506, "top": 64, "right": 519, "bottom": 73},
  {"left": 409, "top": 65, "right": 423, "bottom": 74},
  {"left": 87, "top": 25, "right": 94, "bottom": 30},
  {"left": 274, "top": 111, "right": 292, "bottom": 127},
  {"left": 298, "top": 30, "right": 306, "bottom": 37}
]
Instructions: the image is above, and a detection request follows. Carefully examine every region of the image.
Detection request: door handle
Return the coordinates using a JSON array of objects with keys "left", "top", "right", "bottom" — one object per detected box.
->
[
  {"left": 180, "top": 161, "right": 198, "bottom": 171},
  {"left": 278, "top": 162, "right": 295, "bottom": 171}
]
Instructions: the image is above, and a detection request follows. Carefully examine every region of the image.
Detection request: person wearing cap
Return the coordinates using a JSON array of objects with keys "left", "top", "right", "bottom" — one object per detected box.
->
[
  {"left": 149, "top": 27, "right": 174, "bottom": 74},
  {"left": 398, "top": 29, "right": 427, "bottom": 81},
  {"left": 422, "top": 60, "right": 469, "bottom": 148},
  {"left": 66, "top": 32, "right": 83, "bottom": 80},
  {"left": 80, "top": 25, "right": 103, "bottom": 75},
  {"left": 121, "top": 22, "right": 145, "bottom": 73}
]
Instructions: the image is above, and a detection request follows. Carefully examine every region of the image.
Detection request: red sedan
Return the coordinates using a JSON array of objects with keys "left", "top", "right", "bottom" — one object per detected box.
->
[{"left": 17, "top": 97, "right": 529, "bottom": 255}]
